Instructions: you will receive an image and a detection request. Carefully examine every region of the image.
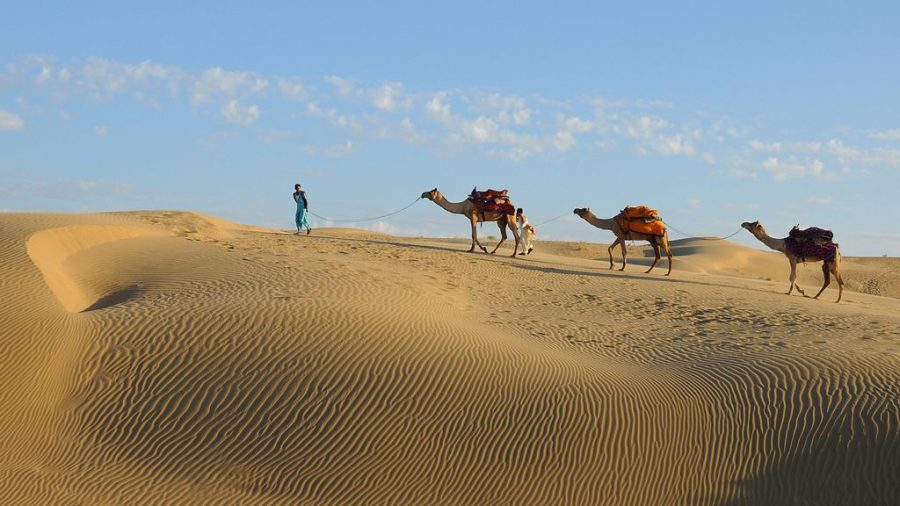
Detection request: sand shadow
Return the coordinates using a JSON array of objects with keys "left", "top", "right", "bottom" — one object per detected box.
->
[
  {"left": 717, "top": 430, "right": 899, "bottom": 505},
  {"left": 509, "top": 262, "right": 783, "bottom": 297},
  {"left": 81, "top": 285, "right": 143, "bottom": 312},
  {"left": 306, "top": 234, "right": 506, "bottom": 256}
]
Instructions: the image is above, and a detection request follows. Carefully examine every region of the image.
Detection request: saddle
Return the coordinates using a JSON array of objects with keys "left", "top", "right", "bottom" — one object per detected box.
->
[
  {"left": 616, "top": 205, "right": 666, "bottom": 237},
  {"left": 622, "top": 205, "right": 660, "bottom": 221},
  {"left": 468, "top": 187, "right": 516, "bottom": 215},
  {"left": 785, "top": 226, "right": 838, "bottom": 261}
]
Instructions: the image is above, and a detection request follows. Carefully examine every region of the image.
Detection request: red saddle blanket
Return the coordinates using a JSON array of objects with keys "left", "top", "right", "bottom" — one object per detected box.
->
[
  {"left": 468, "top": 187, "right": 516, "bottom": 215},
  {"left": 615, "top": 206, "right": 665, "bottom": 237},
  {"left": 785, "top": 226, "right": 838, "bottom": 261}
]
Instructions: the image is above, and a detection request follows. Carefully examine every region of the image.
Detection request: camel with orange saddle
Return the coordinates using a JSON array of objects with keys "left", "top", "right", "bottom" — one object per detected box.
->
[
  {"left": 573, "top": 206, "right": 673, "bottom": 275},
  {"left": 421, "top": 188, "right": 520, "bottom": 257}
]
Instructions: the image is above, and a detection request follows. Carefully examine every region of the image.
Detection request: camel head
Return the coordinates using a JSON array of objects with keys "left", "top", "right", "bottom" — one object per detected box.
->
[
  {"left": 573, "top": 208, "right": 590, "bottom": 217},
  {"left": 421, "top": 188, "right": 441, "bottom": 201},
  {"left": 741, "top": 220, "right": 765, "bottom": 236}
]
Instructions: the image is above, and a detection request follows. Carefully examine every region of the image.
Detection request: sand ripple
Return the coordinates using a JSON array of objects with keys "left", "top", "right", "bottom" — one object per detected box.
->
[{"left": 1, "top": 213, "right": 898, "bottom": 505}]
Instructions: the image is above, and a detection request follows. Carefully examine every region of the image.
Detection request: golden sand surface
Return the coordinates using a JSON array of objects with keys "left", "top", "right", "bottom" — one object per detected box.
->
[{"left": 1, "top": 211, "right": 897, "bottom": 504}]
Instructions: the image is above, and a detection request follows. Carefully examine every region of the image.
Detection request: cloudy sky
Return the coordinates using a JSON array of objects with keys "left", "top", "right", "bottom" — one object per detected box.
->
[{"left": 2, "top": 1, "right": 899, "bottom": 255}]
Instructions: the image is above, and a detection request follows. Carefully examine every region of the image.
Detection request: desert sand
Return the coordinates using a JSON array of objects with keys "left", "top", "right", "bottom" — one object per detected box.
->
[{"left": 1, "top": 211, "right": 897, "bottom": 505}]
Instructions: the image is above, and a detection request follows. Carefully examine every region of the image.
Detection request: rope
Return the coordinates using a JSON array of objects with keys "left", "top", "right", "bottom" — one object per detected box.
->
[
  {"left": 308, "top": 197, "right": 421, "bottom": 224},
  {"left": 666, "top": 224, "right": 744, "bottom": 241},
  {"left": 531, "top": 212, "right": 570, "bottom": 227}
]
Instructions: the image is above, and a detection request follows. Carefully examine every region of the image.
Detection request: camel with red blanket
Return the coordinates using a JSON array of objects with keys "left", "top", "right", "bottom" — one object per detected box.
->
[
  {"left": 421, "top": 188, "right": 520, "bottom": 257},
  {"left": 573, "top": 206, "right": 673, "bottom": 275},
  {"left": 741, "top": 221, "right": 844, "bottom": 302}
]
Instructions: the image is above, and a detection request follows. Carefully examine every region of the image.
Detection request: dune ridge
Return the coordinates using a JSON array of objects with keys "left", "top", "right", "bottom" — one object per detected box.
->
[{"left": 1, "top": 211, "right": 898, "bottom": 505}]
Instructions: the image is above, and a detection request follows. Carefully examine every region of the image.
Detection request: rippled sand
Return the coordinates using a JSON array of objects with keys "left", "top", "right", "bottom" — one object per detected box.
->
[{"left": 1, "top": 211, "right": 897, "bottom": 505}]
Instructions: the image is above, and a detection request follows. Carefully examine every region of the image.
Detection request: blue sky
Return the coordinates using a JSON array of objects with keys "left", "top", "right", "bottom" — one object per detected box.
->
[{"left": 2, "top": 1, "right": 899, "bottom": 255}]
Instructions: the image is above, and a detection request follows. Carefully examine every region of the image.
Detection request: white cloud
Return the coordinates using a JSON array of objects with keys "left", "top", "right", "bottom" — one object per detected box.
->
[
  {"left": 324, "top": 75, "right": 355, "bottom": 97},
  {"left": 621, "top": 115, "right": 668, "bottom": 138},
  {"left": 325, "top": 140, "right": 355, "bottom": 157},
  {"left": 564, "top": 116, "right": 593, "bottom": 133},
  {"left": 748, "top": 139, "right": 784, "bottom": 152},
  {"left": 552, "top": 131, "right": 576, "bottom": 152},
  {"left": 464, "top": 116, "right": 499, "bottom": 142},
  {"left": 93, "top": 125, "right": 108, "bottom": 137},
  {"left": 762, "top": 156, "right": 826, "bottom": 180},
  {"left": 192, "top": 67, "right": 268, "bottom": 105},
  {"left": 425, "top": 92, "right": 452, "bottom": 121},
  {"left": 81, "top": 57, "right": 181, "bottom": 94},
  {"left": 221, "top": 100, "right": 259, "bottom": 126},
  {"left": 869, "top": 129, "right": 900, "bottom": 141},
  {"left": 371, "top": 82, "right": 409, "bottom": 112},
  {"left": 653, "top": 134, "right": 695, "bottom": 156},
  {"left": 278, "top": 77, "right": 305, "bottom": 99},
  {"left": 0, "top": 109, "right": 24, "bottom": 130},
  {"left": 686, "top": 198, "right": 701, "bottom": 208}
]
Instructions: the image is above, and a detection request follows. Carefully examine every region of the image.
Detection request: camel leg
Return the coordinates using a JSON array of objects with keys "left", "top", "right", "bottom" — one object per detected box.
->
[
  {"left": 607, "top": 238, "right": 620, "bottom": 270},
  {"left": 645, "top": 239, "right": 660, "bottom": 274},
  {"left": 509, "top": 219, "right": 520, "bottom": 258},
  {"left": 834, "top": 267, "right": 844, "bottom": 303},
  {"left": 662, "top": 233, "right": 673, "bottom": 276},
  {"left": 470, "top": 215, "right": 487, "bottom": 253},
  {"left": 619, "top": 239, "right": 628, "bottom": 271},
  {"left": 489, "top": 220, "right": 506, "bottom": 255},
  {"left": 787, "top": 257, "right": 806, "bottom": 296},
  {"left": 813, "top": 262, "right": 831, "bottom": 300}
]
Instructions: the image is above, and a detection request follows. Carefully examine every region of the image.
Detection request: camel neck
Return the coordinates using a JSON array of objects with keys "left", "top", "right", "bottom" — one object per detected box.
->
[
  {"left": 432, "top": 195, "right": 469, "bottom": 214},
  {"left": 754, "top": 230, "right": 786, "bottom": 252},
  {"left": 584, "top": 213, "right": 617, "bottom": 230}
]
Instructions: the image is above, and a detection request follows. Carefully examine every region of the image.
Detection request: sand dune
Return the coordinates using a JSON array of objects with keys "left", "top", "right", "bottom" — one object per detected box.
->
[{"left": 1, "top": 212, "right": 898, "bottom": 505}]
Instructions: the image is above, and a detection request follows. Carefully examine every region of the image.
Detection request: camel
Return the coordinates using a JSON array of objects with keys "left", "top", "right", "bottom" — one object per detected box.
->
[
  {"left": 741, "top": 221, "right": 844, "bottom": 302},
  {"left": 421, "top": 188, "right": 520, "bottom": 257},
  {"left": 573, "top": 208, "right": 673, "bottom": 275}
]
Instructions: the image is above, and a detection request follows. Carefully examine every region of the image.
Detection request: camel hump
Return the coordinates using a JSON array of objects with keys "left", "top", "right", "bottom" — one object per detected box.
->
[
  {"left": 786, "top": 226, "right": 838, "bottom": 261},
  {"left": 622, "top": 205, "right": 660, "bottom": 221},
  {"left": 470, "top": 188, "right": 509, "bottom": 201},
  {"left": 789, "top": 226, "right": 834, "bottom": 243},
  {"left": 469, "top": 188, "right": 515, "bottom": 215}
]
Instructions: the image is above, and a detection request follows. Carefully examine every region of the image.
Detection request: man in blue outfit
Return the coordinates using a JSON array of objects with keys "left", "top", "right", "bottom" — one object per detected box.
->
[{"left": 293, "top": 183, "right": 311, "bottom": 235}]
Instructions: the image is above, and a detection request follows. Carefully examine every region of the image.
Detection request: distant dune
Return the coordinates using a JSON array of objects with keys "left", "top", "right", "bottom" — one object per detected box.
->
[{"left": 1, "top": 211, "right": 898, "bottom": 504}]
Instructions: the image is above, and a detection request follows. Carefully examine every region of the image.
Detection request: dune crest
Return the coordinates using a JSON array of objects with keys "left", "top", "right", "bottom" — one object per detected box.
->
[{"left": 26, "top": 224, "right": 171, "bottom": 312}]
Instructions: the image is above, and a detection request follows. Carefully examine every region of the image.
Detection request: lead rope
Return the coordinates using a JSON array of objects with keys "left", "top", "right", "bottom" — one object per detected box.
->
[{"left": 308, "top": 197, "right": 422, "bottom": 223}]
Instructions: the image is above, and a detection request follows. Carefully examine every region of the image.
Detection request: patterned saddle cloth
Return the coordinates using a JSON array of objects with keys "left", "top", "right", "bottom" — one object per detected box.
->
[
  {"left": 468, "top": 187, "right": 516, "bottom": 215},
  {"left": 785, "top": 226, "right": 838, "bottom": 261}
]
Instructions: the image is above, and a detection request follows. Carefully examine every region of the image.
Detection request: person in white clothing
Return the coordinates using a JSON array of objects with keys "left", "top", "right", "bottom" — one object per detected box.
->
[{"left": 515, "top": 208, "right": 535, "bottom": 255}]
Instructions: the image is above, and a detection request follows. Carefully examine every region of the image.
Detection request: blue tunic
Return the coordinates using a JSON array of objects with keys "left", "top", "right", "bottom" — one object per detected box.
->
[{"left": 293, "top": 191, "right": 309, "bottom": 232}]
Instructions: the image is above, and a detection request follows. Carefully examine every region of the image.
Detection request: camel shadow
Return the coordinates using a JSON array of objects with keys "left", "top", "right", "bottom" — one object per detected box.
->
[
  {"left": 287, "top": 233, "right": 787, "bottom": 298},
  {"left": 306, "top": 234, "right": 508, "bottom": 256},
  {"left": 510, "top": 262, "right": 783, "bottom": 298}
]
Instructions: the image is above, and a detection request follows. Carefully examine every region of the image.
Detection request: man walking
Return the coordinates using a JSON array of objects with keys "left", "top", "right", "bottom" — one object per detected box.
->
[{"left": 293, "top": 183, "right": 311, "bottom": 235}]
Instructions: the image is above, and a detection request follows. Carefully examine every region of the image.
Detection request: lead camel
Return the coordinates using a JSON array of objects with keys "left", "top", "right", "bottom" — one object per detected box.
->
[{"left": 421, "top": 188, "right": 520, "bottom": 258}]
